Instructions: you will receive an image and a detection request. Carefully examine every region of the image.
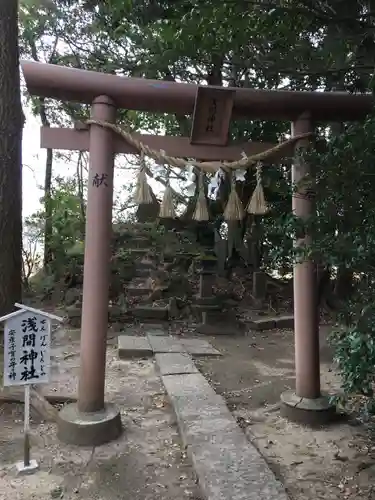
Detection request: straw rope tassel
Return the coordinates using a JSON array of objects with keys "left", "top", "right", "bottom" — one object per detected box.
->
[
  {"left": 224, "top": 173, "right": 244, "bottom": 221},
  {"left": 134, "top": 151, "right": 154, "bottom": 204},
  {"left": 247, "top": 162, "right": 269, "bottom": 215},
  {"left": 192, "top": 171, "right": 209, "bottom": 221},
  {"left": 159, "top": 168, "right": 176, "bottom": 218}
]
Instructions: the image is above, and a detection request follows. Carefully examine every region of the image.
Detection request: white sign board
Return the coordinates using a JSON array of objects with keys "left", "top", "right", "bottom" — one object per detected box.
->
[
  {"left": 1, "top": 304, "right": 63, "bottom": 473},
  {"left": 3, "top": 309, "right": 53, "bottom": 386}
]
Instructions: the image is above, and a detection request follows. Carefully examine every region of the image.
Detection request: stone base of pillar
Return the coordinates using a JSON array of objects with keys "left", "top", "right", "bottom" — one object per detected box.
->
[
  {"left": 57, "top": 402, "right": 122, "bottom": 446},
  {"left": 280, "top": 390, "right": 337, "bottom": 427}
]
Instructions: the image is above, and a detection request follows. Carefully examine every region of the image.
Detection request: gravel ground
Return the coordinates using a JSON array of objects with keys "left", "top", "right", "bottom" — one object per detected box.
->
[{"left": 0, "top": 327, "right": 202, "bottom": 500}]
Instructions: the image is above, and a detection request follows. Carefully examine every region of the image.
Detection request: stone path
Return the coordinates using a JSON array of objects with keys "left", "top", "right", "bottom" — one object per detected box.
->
[
  {"left": 248, "top": 315, "right": 294, "bottom": 331},
  {"left": 117, "top": 331, "right": 289, "bottom": 500},
  {"left": 118, "top": 334, "right": 222, "bottom": 359}
]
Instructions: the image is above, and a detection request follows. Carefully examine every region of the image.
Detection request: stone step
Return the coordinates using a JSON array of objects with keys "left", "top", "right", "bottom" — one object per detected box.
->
[
  {"left": 144, "top": 325, "right": 166, "bottom": 336},
  {"left": 148, "top": 334, "right": 222, "bottom": 356},
  {"left": 192, "top": 303, "right": 221, "bottom": 312},
  {"left": 132, "top": 305, "right": 169, "bottom": 321},
  {"left": 66, "top": 304, "right": 127, "bottom": 327},
  {"left": 128, "top": 248, "right": 152, "bottom": 258},
  {"left": 118, "top": 334, "right": 222, "bottom": 359},
  {"left": 130, "top": 237, "right": 152, "bottom": 249},
  {"left": 127, "top": 280, "right": 152, "bottom": 297},
  {"left": 135, "top": 267, "right": 151, "bottom": 278},
  {"left": 195, "top": 323, "right": 243, "bottom": 336},
  {"left": 136, "top": 259, "right": 157, "bottom": 270},
  {"left": 118, "top": 335, "right": 153, "bottom": 359},
  {"left": 118, "top": 236, "right": 152, "bottom": 249},
  {"left": 249, "top": 314, "right": 294, "bottom": 331}
]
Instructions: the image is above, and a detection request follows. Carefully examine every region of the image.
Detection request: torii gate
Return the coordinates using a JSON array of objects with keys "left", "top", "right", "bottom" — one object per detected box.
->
[{"left": 21, "top": 60, "right": 372, "bottom": 445}]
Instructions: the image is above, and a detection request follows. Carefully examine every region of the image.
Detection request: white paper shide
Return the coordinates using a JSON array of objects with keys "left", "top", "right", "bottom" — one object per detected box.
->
[{"left": 3, "top": 310, "right": 51, "bottom": 386}]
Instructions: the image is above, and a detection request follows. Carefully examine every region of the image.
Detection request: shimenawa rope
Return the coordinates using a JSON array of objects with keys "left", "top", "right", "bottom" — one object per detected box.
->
[{"left": 84, "top": 119, "right": 313, "bottom": 174}]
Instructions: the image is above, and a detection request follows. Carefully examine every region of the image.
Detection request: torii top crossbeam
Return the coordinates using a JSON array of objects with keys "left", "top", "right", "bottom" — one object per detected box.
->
[{"left": 21, "top": 60, "right": 373, "bottom": 122}]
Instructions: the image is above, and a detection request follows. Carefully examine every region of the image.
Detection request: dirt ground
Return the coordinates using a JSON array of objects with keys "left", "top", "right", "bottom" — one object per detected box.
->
[
  {"left": 195, "top": 325, "right": 375, "bottom": 500},
  {"left": 0, "top": 327, "right": 201, "bottom": 500},
  {"left": 3, "top": 320, "right": 375, "bottom": 500}
]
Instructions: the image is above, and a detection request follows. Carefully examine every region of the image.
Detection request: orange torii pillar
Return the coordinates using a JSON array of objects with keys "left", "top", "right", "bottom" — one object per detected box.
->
[
  {"left": 56, "top": 96, "right": 122, "bottom": 446},
  {"left": 280, "top": 113, "right": 335, "bottom": 426}
]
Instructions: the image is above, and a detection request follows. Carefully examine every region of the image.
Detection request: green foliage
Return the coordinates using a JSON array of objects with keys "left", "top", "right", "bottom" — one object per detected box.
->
[
  {"left": 26, "top": 176, "right": 85, "bottom": 281},
  {"left": 19, "top": 0, "right": 375, "bottom": 406},
  {"left": 313, "top": 116, "right": 375, "bottom": 408}
]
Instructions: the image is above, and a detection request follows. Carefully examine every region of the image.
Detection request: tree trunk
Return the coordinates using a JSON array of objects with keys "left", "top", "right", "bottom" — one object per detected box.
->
[
  {"left": 38, "top": 99, "right": 54, "bottom": 267},
  {"left": 29, "top": 40, "right": 54, "bottom": 267},
  {"left": 43, "top": 147, "right": 53, "bottom": 266},
  {"left": 0, "top": 0, "right": 23, "bottom": 316},
  {"left": 76, "top": 152, "right": 87, "bottom": 237}
]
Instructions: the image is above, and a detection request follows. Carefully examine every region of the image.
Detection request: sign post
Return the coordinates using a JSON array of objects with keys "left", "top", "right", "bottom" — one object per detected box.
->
[
  {"left": 24, "top": 384, "right": 31, "bottom": 467},
  {"left": 0, "top": 303, "right": 63, "bottom": 475}
]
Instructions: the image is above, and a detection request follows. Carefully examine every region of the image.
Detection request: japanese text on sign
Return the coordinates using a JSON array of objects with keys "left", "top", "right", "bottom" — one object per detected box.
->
[
  {"left": 4, "top": 311, "right": 51, "bottom": 386},
  {"left": 206, "top": 99, "right": 217, "bottom": 133},
  {"left": 92, "top": 173, "right": 108, "bottom": 188}
]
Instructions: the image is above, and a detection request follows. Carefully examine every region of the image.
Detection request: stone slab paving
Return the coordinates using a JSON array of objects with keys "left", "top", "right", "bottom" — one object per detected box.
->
[
  {"left": 249, "top": 314, "right": 294, "bottom": 331},
  {"left": 118, "top": 335, "right": 223, "bottom": 358},
  {"left": 155, "top": 353, "right": 198, "bottom": 376},
  {"left": 147, "top": 334, "right": 187, "bottom": 353},
  {"left": 146, "top": 326, "right": 166, "bottom": 336},
  {"left": 179, "top": 338, "right": 222, "bottom": 357},
  {"left": 161, "top": 372, "right": 289, "bottom": 500},
  {"left": 118, "top": 335, "right": 153, "bottom": 359}
]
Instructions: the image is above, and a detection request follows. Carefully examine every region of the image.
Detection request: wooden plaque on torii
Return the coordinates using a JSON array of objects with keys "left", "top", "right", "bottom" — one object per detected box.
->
[{"left": 190, "top": 86, "right": 234, "bottom": 146}]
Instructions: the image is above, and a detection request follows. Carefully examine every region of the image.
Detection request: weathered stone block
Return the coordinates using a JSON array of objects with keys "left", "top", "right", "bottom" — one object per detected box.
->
[
  {"left": 127, "top": 284, "right": 152, "bottom": 297},
  {"left": 118, "top": 335, "right": 153, "bottom": 359},
  {"left": 249, "top": 315, "right": 294, "bottom": 331},
  {"left": 136, "top": 258, "right": 156, "bottom": 270},
  {"left": 147, "top": 335, "right": 185, "bottom": 353},
  {"left": 180, "top": 338, "right": 222, "bottom": 357},
  {"left": 194, "top": 295, "right": 219, "bottom": 306},
  {"left": 108, "top": 305, "right": 124, "bottom": 320},
  {"left": 132, "top": 305, "right": 169, "bottom": 321},
  {"left": 131, "top": 237, "right": 151, "bottom": 249},
  {"left": 249, "top": 318, "right": 276, "bottom": 331},
  {"left": 195, "top": 323, "right": 242, "bottom": 336},
  {"left": 144, "top": 326, "right": 165, "bottom": 336},
  {"left": 66, "top": 306, "right": 81, "bottom": 317},
  {"left": 128, "top": 248, "right": 150, "bottom": 258},
  {"left": 135, "top": 267, "right": 151, "bottom": 278},
  {"left": 155, "top": 352, "right": 198, "bottom": 376},
  {"left": 252, "top": 271, "right": 267, "bottom": 300},
  {"left": 274, "top": 315, "right": 294, "bottom": 329},
  {"left": 162, "top": 372, "right": 289, "bottom": 500},
  {"left": 66, "top": 306, "right": 81, "bottom": 327}
]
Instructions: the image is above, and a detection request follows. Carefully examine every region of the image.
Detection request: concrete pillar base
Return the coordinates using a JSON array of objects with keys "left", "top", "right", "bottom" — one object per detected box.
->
[
  {"left": 57, "top": 402, "right": 122, "bottom": 446},
  {"left": 280, "top": 390, "right": 337, "bottom": 427}
]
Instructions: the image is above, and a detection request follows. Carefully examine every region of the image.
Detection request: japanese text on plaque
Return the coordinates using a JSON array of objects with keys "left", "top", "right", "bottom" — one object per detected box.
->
[{"left": 4, "top": 312, "right": 50, "bottom": 386}]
